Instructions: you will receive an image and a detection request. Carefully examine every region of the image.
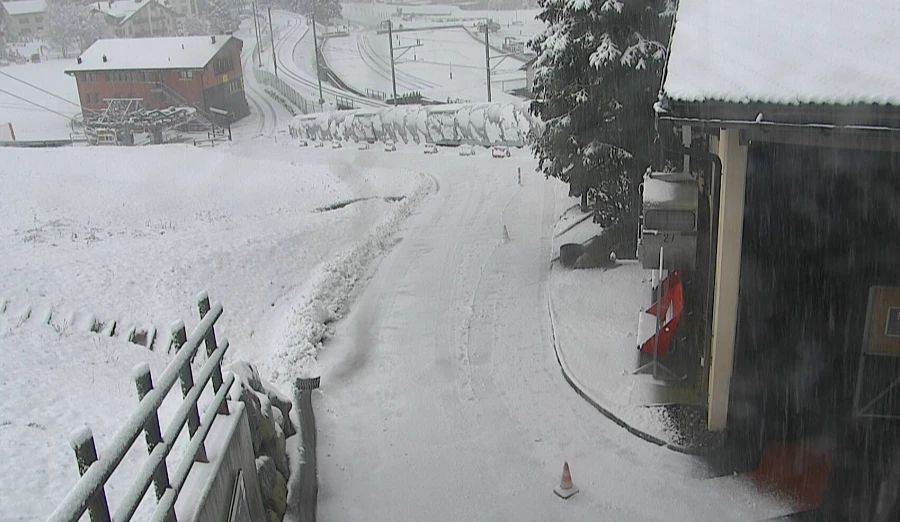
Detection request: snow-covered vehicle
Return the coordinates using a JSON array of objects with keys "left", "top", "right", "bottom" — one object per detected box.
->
[
  {"left": 331, "top": 140, "right": 342, "bottom": 149},
  {"left": 358, "top": 142, "right": 371, "bottom": 150},
  {"left": 458, "top": 144, "right": 475, "bottom": 157},
  {"left": 313, "top": 141, "right": 324, "bottom": 148},
  {"left": 384, "top": 141, "right": 397, "bottom": 152},
  {"left": 423, "top": 144, "right": 438, "bottom": 154},
  {"left": 491, "top": 146, "right": 511, "bottom": 158}
]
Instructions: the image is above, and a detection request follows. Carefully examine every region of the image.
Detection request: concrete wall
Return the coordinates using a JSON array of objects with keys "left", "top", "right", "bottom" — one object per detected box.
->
[{"left": 185, "top": 400, "right": 266, "bottom": 522}]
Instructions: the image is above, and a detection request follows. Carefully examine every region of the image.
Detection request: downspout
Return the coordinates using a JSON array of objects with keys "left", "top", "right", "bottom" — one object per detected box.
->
[{"left": 660, "top": 133, "right": 723, "bottom": 373}]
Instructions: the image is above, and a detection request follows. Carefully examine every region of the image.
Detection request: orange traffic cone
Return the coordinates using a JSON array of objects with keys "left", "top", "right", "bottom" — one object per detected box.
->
[{"left": 554, "top": 461, "right": 579, "bottom": 499}]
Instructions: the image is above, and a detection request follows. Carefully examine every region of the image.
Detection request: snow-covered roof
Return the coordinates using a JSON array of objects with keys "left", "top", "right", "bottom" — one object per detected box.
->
[
  {"left": 2, "top": 0, "right": 47, "bottom": 16},
  {"left": 663, "top": 0, "right": 900, "bottom": 106},
  {"left": 67, "top": 36, "right": 236, "bottom": 72},
  {"left": 91, "top": 0, "right": 164, "bottom": 24}
]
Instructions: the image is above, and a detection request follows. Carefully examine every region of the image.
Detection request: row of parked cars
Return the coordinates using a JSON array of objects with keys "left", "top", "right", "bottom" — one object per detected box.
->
[{"left": 296, "top": 139, "right": 513, "bottom": 158}]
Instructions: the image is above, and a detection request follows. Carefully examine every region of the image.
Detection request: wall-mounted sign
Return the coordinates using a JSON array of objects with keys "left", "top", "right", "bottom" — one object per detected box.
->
[
  {"left": 885, "top": 306, "right": 900, "bottom": 337},
  {"left": 228, "top": 469, "right": 251, "bottom": 522},
  {"left": 864, "top": 287, "right": 900, "bottom": 356}
]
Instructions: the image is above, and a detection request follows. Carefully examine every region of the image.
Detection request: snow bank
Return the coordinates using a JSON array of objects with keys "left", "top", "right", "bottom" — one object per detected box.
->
[{"left": 266, "top": 174, "right": 435, "bottom": 384}]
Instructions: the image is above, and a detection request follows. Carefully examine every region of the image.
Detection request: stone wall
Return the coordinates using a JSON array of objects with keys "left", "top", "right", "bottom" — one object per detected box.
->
[{"left": 228, "top": 362, "right": 296, "bottom": 522}]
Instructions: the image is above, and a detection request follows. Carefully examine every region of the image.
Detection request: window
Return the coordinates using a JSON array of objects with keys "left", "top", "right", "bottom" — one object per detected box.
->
[
  {"left": 34, "top": 16, "right": 42, "bottom": 23},
  {"left": 178, "top": 70, "right": 194, "bottom": 80},
  {"left": 213, "top": 57, "right": 232, "bottom": 75}
]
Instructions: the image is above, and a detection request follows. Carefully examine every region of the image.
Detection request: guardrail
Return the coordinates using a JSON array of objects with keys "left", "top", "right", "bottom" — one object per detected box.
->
[
  {"left": 49, "top": 292, "right": 234, "bottom": 522},
  {"left": 252, "top": 52, "right": 324, "bottom": 115}
]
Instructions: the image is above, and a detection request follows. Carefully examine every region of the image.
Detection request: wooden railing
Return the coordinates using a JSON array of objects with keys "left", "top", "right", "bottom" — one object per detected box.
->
[{"left": 49, "top": 292, "right": 234, "bottom": 522}]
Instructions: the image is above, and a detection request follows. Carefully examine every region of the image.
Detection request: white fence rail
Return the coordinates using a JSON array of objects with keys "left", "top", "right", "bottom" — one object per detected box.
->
[
  {"left": 49, "top": 293, "right": 233, "bottom": 522},
  {"left": 251, "top": 50, "right": 324, "bottom": 115}
]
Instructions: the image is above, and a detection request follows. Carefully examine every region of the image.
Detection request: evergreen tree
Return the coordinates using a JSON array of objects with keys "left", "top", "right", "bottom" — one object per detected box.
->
[
  {"left": 530, "top": 0, "right": 673, "bottom": 226},
  {"left": 198, "top": 0, "right": 243, "bottom": 33},
  {"left": 45, "top": 0, "right": 108, "bottom": 55},
  {"left": 178, "top": 16, "right": 212, "bottom": 36},
  {"left": 281, "top": 0, "right": 341, "bottom": 22}
]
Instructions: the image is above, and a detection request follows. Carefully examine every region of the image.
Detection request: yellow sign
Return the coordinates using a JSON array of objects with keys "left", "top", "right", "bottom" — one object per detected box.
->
[
  {"left": 221, "top": 73, "right": 229, "bottom": 85},
  {"left": 864, "top": 286, "right": 900, "bottom": 355}
]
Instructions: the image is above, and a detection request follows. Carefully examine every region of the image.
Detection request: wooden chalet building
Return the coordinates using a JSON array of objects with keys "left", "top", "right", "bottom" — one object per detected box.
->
[
  {"left": 65, "top": 35, "right": 249, "bottom": 123},
  {"left": 90, "top": 0, "right": 178, "bottom": 39}
]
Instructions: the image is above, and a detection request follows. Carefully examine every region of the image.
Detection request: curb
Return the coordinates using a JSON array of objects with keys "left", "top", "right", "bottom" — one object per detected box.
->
[
  {"left": 547, "top": 266, "right": 712, "bottom": 455},
  {"left": 291, "top": 381, "right": 319, "bottom": 522}
]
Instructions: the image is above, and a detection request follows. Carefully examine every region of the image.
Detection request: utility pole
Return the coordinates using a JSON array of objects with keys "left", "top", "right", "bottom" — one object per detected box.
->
[
  {"left": 252, "top": 1, "right": 262, "bottom": 65},
  {"left": 268, "top": 7, "right": 278, "bottom": 78},
  {"left": 311, "top": 11, "right": 324, "bottom": 104},
  {"left": 484, "top": 20, "right": 492, "bottom": 102},
  {"left": 387, "top": 20, "right": 397, "bottom": 105}
]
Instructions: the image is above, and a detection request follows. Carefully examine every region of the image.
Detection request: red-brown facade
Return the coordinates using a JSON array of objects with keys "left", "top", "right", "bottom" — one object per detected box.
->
[{"left": 70, "top": 37, "right": 249, "bottom": 122}]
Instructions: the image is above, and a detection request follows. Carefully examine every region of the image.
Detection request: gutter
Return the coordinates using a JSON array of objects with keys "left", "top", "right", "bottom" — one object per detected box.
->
[{"left": 658, "top": 113, "right": 900, "bottom": 135}]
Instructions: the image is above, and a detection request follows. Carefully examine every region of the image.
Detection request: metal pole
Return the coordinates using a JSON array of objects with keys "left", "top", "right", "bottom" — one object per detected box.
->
[
  {"left": 311, "top": 12, "right": 324, "bottom": 104},
  {"left": 484, "top": 21, "right": 492, "bottom": 102},
  {"left": 387, "top": 20, "right": 397, "bottom": 104},
  {"left": 268, "top": 7, "right": 278, "bottom": 78},
  {"left": 252, "top": 1, "right": 262, "bottom": 65}
]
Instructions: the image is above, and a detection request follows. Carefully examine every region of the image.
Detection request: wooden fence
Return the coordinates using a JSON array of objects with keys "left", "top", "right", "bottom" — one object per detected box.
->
[{"left": 49, "top": 292, "right": 234, "bottom": 522}]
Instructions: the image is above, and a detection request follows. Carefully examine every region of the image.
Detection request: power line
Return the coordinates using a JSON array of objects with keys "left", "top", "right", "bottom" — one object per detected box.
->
[
  {"left": 0, "top": 69, "right": 81, "bottom": 109},
  {"left": 0, "top": 87, "right": 78, "bottom": 122}
]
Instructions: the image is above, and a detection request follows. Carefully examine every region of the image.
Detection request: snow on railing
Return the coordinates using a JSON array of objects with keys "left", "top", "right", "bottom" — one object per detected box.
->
[
  {"left": 252, "top": 51, "right": 324, "bottom": 115},
  {"left": 48, "top": 292, "right": 234, "bottom": 522},
  {"left": 288, "top": 102, "right": 543, "bottom": 147}
]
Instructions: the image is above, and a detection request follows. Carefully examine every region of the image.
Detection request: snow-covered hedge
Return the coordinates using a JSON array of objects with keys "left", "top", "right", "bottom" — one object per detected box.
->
[{"left": 288, "top": 102, "right": 543, "bottom": 147}]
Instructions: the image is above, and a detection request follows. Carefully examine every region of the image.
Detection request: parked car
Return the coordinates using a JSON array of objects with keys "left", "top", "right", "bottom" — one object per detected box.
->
[
  {"left": 331, "top": 140, "right": 342, "bottom": 149},
  {"left": 459, "top": 144, "right": 476, "bottom": 157},
  {"left": 423, "top": 144, "right": 438, "bottom": 154},
  {"left": 385, "top": 141, "right": 397, "bottom": 152},
  {"left": 491, "top": 146, "right": 511, "bottom": 158}
]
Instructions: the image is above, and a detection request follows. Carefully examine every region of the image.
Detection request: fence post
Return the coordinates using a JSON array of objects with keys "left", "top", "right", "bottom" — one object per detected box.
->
[
  {"left": 197, "top": 292, "right": 229, "bottom": 415},
  {"left": 171, "top": 321, "right": 208, "bottom": 463},
  {"left": 69, "top": 427, "right": 112, "bottom": 522},
  {"left": 133, "top": 363, "right": 173, "bottom": 502}
]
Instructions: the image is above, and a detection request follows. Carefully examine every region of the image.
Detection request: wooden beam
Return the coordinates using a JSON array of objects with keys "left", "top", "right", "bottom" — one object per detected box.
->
[{"left": 707, "top": 128, "right": 748, "bottom": 432}]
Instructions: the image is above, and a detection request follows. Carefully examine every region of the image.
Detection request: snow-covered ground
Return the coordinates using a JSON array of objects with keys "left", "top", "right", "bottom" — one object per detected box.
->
[
  {"left": 1, "top": 7, "right": 796, "bottom": 519},
  {"left": 0, "top": 135, "right": 796, "bottom": 519},
  {"left": 0, "top": 141, "right": 431, "bottom": 516},
  {"left": 0, "top": 58, "right": 80, "bottom": 140},
  {"left": 330, "top": 1, "right": 541, "bottom": 103},
  {"left": 0, "top": 315, "right": 176, "bottom": 519},
  {"left": 313, "top": 145, "right": 793, "bottom": 520},
  {"left": 323, "top": 25, "right": 526, "bottom": 103}
]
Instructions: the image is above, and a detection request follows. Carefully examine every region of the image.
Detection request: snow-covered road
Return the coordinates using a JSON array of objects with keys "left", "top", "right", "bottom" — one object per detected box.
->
[{"left": 315, "top": 152, "right": 787, "bottom": 520}]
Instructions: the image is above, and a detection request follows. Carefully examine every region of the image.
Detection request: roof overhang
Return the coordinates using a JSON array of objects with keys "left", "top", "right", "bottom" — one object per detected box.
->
[{"left": 656, "top": 98, "right": 900, "bottom": 152}]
